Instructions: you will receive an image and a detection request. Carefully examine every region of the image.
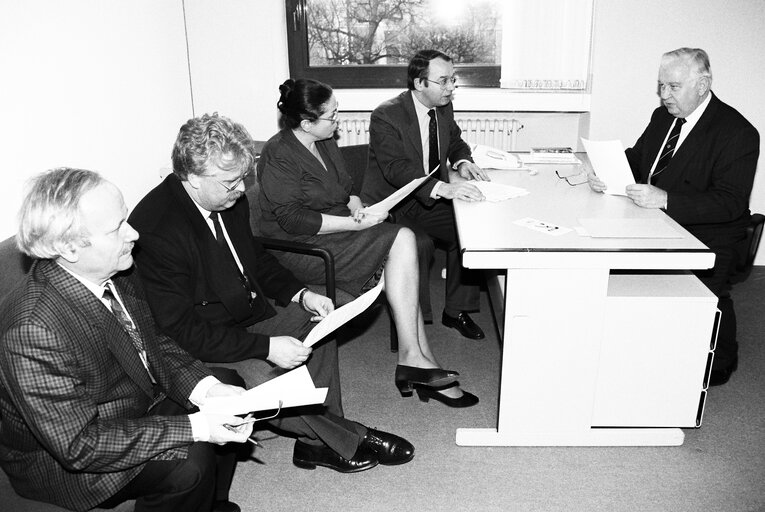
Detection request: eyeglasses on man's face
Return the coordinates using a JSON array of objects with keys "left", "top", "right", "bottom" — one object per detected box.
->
[
  {"left": 207, "top": 169, "right": 252, "bottom": 192},
  {"left": 424, "top": 76, "right": 458, "bottom": 89}
]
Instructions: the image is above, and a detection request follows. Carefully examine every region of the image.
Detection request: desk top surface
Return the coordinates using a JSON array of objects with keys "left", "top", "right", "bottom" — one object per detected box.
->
[{"left": 453, "top": 158, "right": 712, "bottom": 269}]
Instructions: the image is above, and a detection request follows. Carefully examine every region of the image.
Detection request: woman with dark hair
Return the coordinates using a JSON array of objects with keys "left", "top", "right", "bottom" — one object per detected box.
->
[{"left": 256, "top": 78, "right": 477, "bottom": 408}]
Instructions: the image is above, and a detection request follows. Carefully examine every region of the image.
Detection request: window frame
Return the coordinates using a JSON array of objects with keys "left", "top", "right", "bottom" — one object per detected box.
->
[{"left": 285, "top": 0, "right": 500, "bottom": 89}]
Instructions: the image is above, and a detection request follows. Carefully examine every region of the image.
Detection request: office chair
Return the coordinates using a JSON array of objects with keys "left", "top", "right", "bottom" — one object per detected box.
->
[
  {"left": 246, "top": 144, "right": 399, "bottom": 352},
  {"left": 733, "top": 212, "right": 764, "bottom": 280}
]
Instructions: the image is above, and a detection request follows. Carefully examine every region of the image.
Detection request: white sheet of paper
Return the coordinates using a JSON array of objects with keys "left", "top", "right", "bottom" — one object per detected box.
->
[
  {"left": 364, "top": 167, "right": 438, "bottom": 215},
  {"left": 577, "top": 218, "right": 682, "bottom": 238},
  {"left": 580, "top": 138, "right": 635, "bottom": 196},
  {"left": 303, "top": 280, "right": 384, "bottom": 348},
  {"left": 200, "top": 366, "right": 328, "bottom": 415},
  {"left": 471, "top": 181, "right": 529, "bottom": 202}
]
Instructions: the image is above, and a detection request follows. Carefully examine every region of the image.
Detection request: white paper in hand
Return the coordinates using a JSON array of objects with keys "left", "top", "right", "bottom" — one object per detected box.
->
[
  {"left": 303, "top": 280, "right": 384, "bottom": 347},
  {"left": 201, "top": 366, "right": 328, "bottom": 416},
  {"left": 364, "top": 167, "right": 439, "bottom": 216},
  {"left": 581, "top": 138, "right": 635, "bottom": 196}
]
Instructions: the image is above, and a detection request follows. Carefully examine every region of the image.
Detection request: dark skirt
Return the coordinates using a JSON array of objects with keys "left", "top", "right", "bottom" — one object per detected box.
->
[{"left": 277, "top": 222, "right": 400, "bottom": 296}]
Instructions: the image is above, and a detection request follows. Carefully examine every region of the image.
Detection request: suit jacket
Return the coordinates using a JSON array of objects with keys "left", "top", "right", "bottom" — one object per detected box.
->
[
  {"left": 361, "top": 90, "right": 473, "bottom": 213},
  {"left": 626, "top": 93, "right": 760, "bottom": 250},
  {"left": 0, "top": 261, "right": 209, "bottom": 511},
  {"left": 129, "top": 174, "right": 305, "bottom": 363}
]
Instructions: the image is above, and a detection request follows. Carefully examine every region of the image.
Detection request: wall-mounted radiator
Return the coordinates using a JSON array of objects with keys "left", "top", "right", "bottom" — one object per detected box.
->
[{"left": 336, "top": 113, "right": 524, "bottom": 151}]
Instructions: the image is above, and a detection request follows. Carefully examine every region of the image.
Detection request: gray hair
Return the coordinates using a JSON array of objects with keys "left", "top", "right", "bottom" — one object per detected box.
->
[
  {"left": 171, "top": 112, "right": 257, "bottom": 180},
  {"left": 16, "top": 168, "right": 104, "bottom": 259},
  {"left": 663, "top": 47, "right": 713, "bottom": 81}
]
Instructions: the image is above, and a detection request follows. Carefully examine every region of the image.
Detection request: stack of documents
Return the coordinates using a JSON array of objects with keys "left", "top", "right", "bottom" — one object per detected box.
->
[{"left": 518, "top": 147, "right": 581, "bottom": 165}]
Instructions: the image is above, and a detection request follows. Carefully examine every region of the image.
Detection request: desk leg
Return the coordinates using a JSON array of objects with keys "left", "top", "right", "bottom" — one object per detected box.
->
[{"left": 456, "top": 268, "right": 684, "bottom": 447}]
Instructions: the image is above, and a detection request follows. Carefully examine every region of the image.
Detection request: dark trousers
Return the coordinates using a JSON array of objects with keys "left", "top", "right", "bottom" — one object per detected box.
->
[
  {"left": 97, "top": 367, "right": 241, "bottom": 512},
  {"left": 395, "top": 199, "right": 481, "bottom": 315},
  {"left": 214, "top": 302, "right": 365, "bottom": 460},
  {"left": 694, "top": 244, "right": 739, "bottom": 370}
]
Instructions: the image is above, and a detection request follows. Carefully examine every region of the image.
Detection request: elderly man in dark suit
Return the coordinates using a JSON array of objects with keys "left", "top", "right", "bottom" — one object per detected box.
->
[
  {"left": 361, "top": 49, "right": 488, "bottom": 340},
  {"left": 129, "top": 113, "right": 413, "bottom": 474},
  {"left": 0, "top": 168, "right": 252, "bottom": 512},
  {"left": 589, "top": 47, "right": 760, "bottom": 386}
]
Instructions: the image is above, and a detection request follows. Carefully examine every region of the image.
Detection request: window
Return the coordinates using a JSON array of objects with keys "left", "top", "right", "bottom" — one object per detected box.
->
[{"left": 286, "top": 0, "right": 593, "bottom": 90}]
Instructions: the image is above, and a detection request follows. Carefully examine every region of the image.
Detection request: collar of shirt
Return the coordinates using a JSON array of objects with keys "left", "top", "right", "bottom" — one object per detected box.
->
[
  {"left": 56, "top": 262, "right": 133, "bottom": 321},
  {"left": 676, "top": 91, "right": 712, "bottom": 150},
  {"left": 411, "top": 93, "right": 437, "bottom": 176}
]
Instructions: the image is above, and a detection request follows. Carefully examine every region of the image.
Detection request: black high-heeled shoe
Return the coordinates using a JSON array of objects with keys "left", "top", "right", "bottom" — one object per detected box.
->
[
  {"left": 394, "top": 365, "right": 459, "bottom": 397},
  {"left": 415, "top": 385, "right": 479, "bottom": 408}
]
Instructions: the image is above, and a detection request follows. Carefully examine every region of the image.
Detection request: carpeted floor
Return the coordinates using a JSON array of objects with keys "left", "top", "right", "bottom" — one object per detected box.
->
[{"left": 226, "top": 264, "right": 765, "bottom": 512}]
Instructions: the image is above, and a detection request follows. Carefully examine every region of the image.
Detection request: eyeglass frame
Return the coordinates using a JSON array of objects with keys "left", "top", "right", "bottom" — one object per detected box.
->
[
  {"left": 204, "top": 168, "right": 252, "bottom": 192},
  {"left": 555, "top": 169, "right": 588, "bottom": 186},
  {"left": 423, "top": 76, "right": 458, "bottom": 89}
]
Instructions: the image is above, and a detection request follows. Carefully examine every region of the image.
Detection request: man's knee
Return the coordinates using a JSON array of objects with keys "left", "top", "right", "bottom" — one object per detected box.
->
[{"left": 171, "top": 443, "right": 217, "bottom": 494}]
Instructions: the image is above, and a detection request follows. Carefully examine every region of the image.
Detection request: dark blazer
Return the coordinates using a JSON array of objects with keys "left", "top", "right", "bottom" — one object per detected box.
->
[
  {"left": 0, "top": 261, "right": 208, "bottom": 511},
  {"left": 361, "top": 90, "right": 473, "bottom": 212},
  {"left": 626, "top": 93, "right": 760, "bottom": 249},
  {"left": 129, "top": 174, "right": 305, "bottom": 363},
  {"left": 257, "top": 128, "right": 353, "bottom": 239}
]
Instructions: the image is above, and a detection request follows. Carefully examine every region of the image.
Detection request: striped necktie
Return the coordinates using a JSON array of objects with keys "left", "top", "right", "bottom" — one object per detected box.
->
[{"left": 650, "top": 117, "right": 686, "bottom": 184}]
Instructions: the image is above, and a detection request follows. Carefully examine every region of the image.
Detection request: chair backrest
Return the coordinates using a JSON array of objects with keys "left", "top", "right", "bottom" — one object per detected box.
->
[
  {"left": 737, "top": 212, "right": 765, "bottom": 273},
  {"left": 0, "top": 236, "right": 32, "bottom": 305},
  {"left": 339, "top": 144, "right": 369, "bottom": 196}
]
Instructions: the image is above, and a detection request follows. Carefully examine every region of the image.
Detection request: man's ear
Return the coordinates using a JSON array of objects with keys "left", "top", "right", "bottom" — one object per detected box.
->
[
  {"left": 186, "top": 172, "right": 203, "bottom": 190},
  {"left": 697, "top": 75, "right": 711, "bottom": 96},
  {"left": 413, "top": 77, "right": 425, "bottom": 92},
  {"left": 56, "top": 240, "right": 80, "bottom": 264}
]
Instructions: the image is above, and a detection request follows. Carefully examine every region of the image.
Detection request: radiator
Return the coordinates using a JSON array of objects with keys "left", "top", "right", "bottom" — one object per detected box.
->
[{"left": 336, "top": 113, "right": 524, "bottom": 151}]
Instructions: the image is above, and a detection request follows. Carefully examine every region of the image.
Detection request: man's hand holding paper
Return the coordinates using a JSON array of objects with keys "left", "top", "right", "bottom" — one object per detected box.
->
[{"left": 581, "top": 138, "right": 635, "bottom": 196}]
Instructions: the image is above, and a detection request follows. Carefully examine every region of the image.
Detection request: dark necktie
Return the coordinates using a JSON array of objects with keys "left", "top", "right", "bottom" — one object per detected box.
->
[
  {"left": 209, "top": 212, "right": 253, "bottom": 300},
  {"left": 428, "top": 109, "right": 439, "bottom": 174},
  {"left": 103, "top": 283, "right": 155, "bottom": 381},
  {"left": 650, "top": 117, "right": 686, "bottom": 184}
]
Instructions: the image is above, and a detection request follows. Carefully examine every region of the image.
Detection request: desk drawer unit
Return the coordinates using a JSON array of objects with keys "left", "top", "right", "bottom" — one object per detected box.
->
[{"left": 591, "top": 272, "right": 718, "bottom": 428}]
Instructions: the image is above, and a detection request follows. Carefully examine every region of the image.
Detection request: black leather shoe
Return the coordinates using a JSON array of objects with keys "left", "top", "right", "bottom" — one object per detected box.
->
[
  {"left": 415, "top": 385, "right": 479, "bottom": 408},
  {"left": 395, "top": 364, "right": 459, "bottom": 396},
  {"left": 361, "top": 428, "right": 414, "bottom": 465},
  {"left": 442, "top": 311, "right": 485, "bottom": 339},
  {"left": 213, "top": 500, "right": 241, "bottom": 512},
  {"left": 293, "top": 440, "right": 378, "bottom": 473},
  {"left": 710, "top": 357, "right": 738, "bottom": 386}
]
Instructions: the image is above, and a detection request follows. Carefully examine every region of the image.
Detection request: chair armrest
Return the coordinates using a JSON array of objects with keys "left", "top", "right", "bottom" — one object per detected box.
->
[{"left": 254, "top": 236, "right": 337, "bottom": 304}]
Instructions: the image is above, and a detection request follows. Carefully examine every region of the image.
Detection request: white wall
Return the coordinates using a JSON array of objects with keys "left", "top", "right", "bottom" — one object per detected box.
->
[
  {"left": 589, "top": 0, "right": 765, "bottom": 262},
  {"left": 0, "top": 0, "right": 192, "bottom": 239}
]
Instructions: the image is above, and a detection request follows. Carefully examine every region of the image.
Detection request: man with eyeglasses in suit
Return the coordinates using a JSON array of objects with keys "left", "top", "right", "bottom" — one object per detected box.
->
[{"left": 362, "top": 49, "right": 488, "bottom": 341}]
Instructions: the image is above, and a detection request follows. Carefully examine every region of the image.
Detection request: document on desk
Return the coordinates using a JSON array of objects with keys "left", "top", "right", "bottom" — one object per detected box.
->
[
  {"left": 364, "top": 167, "right": 438, "bottom": 215},
  {"left": 578, "top": 218, "right": 682, "bottom": 238},
  {"left": 303, "top": 280, "right": 384, "bottom": 348},
  {"left": 200, "top": 366, "right": 328, "bottom": 416},
  {"left": 581, "top": 138, "right": 635, "bottom": 196},
  {"left": 471, "top": 181, "right": 528, "bottom": 202}
]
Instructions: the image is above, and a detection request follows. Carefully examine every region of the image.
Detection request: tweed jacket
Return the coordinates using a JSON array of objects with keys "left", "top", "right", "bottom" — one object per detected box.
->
[
  {"left": 626, "top": 93, "right": 760, "bottom": 250},
  {"left": 361, "top": 90, "right": 474, "bottom": 213},
  {"left": 0, "top": 260, "right": 210, "bottom": 511},
  {"left": 129, "top": 174, "right": 305, "bottom": 363}
]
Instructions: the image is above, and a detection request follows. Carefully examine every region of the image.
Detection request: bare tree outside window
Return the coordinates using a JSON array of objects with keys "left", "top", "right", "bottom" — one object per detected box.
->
[{"left": 306, "top": 0, "right": 501, "bottom": 67}]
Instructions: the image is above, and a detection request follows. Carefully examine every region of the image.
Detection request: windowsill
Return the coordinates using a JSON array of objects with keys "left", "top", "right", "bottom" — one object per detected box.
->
[{"left": 334, "top": 88, "right": 591, "bottom": 113}]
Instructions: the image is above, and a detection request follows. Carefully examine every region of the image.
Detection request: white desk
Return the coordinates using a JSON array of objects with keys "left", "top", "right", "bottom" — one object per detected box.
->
[{"left": 453, "top": 161, "right": 718, "bottom": 446}]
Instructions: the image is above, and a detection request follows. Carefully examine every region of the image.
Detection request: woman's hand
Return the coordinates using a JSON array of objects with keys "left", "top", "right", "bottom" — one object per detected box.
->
[{"left": 351, "top": 208, "right": 388, "bottom": 230}]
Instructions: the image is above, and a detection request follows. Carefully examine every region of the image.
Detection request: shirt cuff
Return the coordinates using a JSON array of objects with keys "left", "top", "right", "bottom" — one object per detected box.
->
[
  {"left": 189, "top": 375, "right": 221, "bottom": 408},
  {"left": 452, "top": 159, "right": 470, "bottom": 171},
  {"left": 189, "top": 413, "right": 210, "bottom": 442},
  {"left": 430, "top": 181, "right": 443, "bottom": 199}
]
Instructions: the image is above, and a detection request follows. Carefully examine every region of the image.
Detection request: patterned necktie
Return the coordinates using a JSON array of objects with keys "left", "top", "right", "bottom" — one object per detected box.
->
[
  {"left": 650, "top": 117, "right": 686, "bottom": 184},
  {"left": 209, "top": 212, "right": 253, "bottom": 299},
  {"left": 427, "top": 109, "right": 439, "bottom": 174},
  {"left": 103, "top": 283, "right": 155, "bottom": 382}
]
